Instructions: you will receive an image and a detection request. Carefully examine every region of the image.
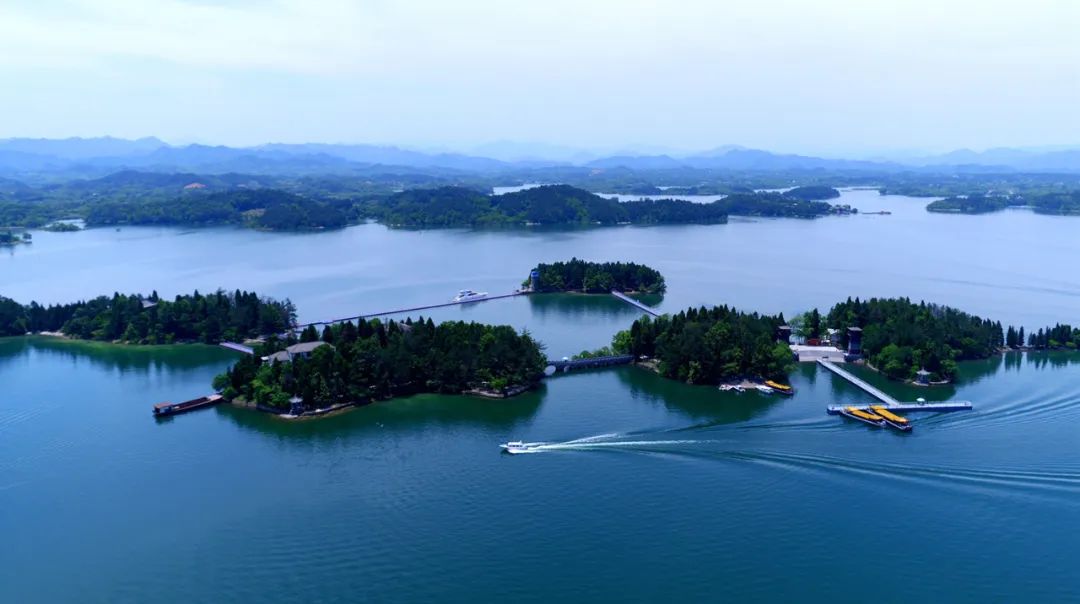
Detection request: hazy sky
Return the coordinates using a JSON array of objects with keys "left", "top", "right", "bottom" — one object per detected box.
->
[{"left": 1, "top": 0, "right": 1078, "bottom": 155}]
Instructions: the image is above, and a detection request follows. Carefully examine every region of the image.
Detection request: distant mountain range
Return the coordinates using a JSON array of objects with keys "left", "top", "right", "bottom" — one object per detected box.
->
[{"left": 1, "top": 136, "right": 1079, "bottom": 180}]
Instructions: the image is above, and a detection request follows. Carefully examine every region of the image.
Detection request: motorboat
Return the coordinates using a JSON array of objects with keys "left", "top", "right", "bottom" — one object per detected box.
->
[
  {"left": 500, "top": 441, "right": 532, "bottom": 454},
  {"left": 755, "top": 385, "right": 775, "bottom": 395},
  {"left": 453, "top": 289, "right": 489, "bottom": 303}
]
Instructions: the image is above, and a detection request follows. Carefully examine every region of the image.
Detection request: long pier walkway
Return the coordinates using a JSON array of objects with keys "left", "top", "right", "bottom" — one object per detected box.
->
[
  {"left": 610, "top": 290, "right": 660, "bottom": 317},
  {"left": 818, "top": 359, "right": 973, "bottom": 413},
  {"left": 817, "top": 359, "right": 899, "bottom": 405},
  {"left": 295, "top": 292, "right": 525, "bottom": 328},
  {"left": 220, "top": 342, "right": 255, "bottom": 355}
]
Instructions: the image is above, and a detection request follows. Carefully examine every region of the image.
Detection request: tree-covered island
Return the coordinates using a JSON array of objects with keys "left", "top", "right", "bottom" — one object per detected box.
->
[
  {"left": 826, "top": 297, "right": 1003, "bottom": 381},
  {"left": 0, "top": 229, "right": 31, "bottom": 245},
  {"left": 362, "top": 184, "right": 849, "bottom": 227},
  {"left": 214, "top": 318, "right": 547, "bottom": 412},
  {"left": 927, "top": 191, "right": 1080, "bottom": 215},
  {"left": 0, "top": 290, "right": 295, "bottom": 343},
  {"left": 621, "top": 305, "right": 795, "bottom": 384},
  {"left": 528, "top": 259, "right": 666, "bottom": 293}
]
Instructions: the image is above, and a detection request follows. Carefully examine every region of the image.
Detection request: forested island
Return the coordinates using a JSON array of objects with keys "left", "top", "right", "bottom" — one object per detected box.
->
[
  {"left": 826, "top": 297, "right": 1003, "bottom": 381},
  {"left": 927, "top": 191, "right": 1080, "bottom": 215},
  {"left": 86, "top": 189, "right": 349, "bottom": 230},
  {"left": 215, "top": 318, "right": 546, "bottom": 412},
  {"left": 0, "top": 290, "right": 295, "bottom": 343},
  {"left": 361, "top": 185, "right": 849, "bottom": 227},
  {"left": 364, "top": 185, "right": 729, "bottom": 227},
  {"left": 782, "top": 186, "right": 841, "bottom": 201},
  {"left": 0, "top": 229, "right": 31, "bottom": 245},
  {"left": 528, "top": 259, "right": 666, "bottom": 293},
  {"left": 621, "top": 305, "right": 795, "bottom": 384}
]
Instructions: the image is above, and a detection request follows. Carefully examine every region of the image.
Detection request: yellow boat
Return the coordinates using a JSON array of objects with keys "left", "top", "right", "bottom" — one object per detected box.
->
[
  {"left": 764, "top": 380, "right": 794, "bottom": 395},
  {"left": 871, "top": 405, "right": 913, "bottom": 432},
  {"left": 841, "top": 406, "right": 886, "bottom": 427}
]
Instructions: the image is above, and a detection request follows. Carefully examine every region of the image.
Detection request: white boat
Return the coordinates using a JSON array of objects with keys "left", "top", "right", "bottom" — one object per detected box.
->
[
  {"left": 452, "top": 289, "right": 489, "bottom": 303},
  {"left": 719, "top": 384, "right": 745, "bottom": 393},
  {"left": 500, "top": 441, "right": 532, "bottom": 454},
  {"left": 755, "top": 385, "right": 775, "bottom": 394}
]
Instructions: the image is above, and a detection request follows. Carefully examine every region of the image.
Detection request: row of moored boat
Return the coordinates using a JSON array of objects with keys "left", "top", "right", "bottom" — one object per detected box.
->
[{"left": 840, "top": 405, "right": 912, "bottom": 432}]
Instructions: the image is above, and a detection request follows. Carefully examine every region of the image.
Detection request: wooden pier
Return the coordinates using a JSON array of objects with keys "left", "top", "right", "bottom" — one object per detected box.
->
[
  {"left": 610, "top": 290, "right": 661, "bottom": 317},
  {"left": 295, "top": 292, "right": 525, "bottom": 328},
  {"left": 818, "top": 359, "right": 899, "bottom": 405},
  {"left": 818, "top": 359, "right": 973, "bottom": 414}
]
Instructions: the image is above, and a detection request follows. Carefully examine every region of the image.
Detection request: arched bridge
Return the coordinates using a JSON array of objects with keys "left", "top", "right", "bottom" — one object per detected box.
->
[{"left": 546, "top": 354, "right": 634, "bottom": 374}]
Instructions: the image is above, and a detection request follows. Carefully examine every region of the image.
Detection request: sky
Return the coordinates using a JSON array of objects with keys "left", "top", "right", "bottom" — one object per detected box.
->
[{"left": 1, "top": 0, "right": 1078, "bottom": 156}]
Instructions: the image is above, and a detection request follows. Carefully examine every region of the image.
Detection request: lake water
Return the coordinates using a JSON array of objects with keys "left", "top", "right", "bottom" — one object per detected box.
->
[{"left": 2, "top": 189, "right": 1080, "bottom": 602}]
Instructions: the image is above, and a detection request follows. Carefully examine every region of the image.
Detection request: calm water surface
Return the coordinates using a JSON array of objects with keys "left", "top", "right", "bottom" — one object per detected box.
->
[{"left": 2, "top": 189, "right": 1080, "bottom": 602}]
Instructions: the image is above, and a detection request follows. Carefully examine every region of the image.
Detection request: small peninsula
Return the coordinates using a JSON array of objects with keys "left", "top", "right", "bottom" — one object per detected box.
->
[
  {"left": 528, "top": 259, "right": 666, "bottom": 294},
  {"left": 215, "top": 318, "right": 546, "bottom": 412}
]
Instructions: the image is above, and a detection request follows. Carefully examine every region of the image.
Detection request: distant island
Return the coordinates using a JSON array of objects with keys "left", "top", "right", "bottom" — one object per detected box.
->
[
  {"left": 0, "top": 229, "right": 31, "bottom": 246},
  {"left": 0, "top": 289, "right": 295, "bottom": 343},
  {"left": 528, "top": 259, "right": 666, "bottom": 294},
  {"left": 781, "top": 186, "right": 841, "bottom": 201},
  {"left": 362, "top": 184, "right": 849, "bottom": 228},
  {"left": 214, "top": 318, "right": 546, "bottom": 413},
  {"left": 86, "top": 189, "right": 349, "bottom": 231},
  {"left": 364, "top": 184, "right": 729, "bottom": 227},
  {"left": 927, "top": 191, "right": 1080, "bottom": 215}
]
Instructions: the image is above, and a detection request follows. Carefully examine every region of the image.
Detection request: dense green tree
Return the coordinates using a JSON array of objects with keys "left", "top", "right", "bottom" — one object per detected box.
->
[
  {"left": 217, "top": 317, "right": 546, "bottom": 411},
  {"left": 0, "top": 290, "right": 294, "bottom": 342},
  {"left": 529, "top": 259, "right": 666, "bottom": 293}
]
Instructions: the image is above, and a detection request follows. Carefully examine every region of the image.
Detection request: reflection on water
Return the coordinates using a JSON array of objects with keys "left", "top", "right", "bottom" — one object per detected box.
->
[
  {"left": 526, "top": 292, "right": 652, "bottom": 320},
  {"left": 213, "top": 388, "right": 545, "bottom": 442}
]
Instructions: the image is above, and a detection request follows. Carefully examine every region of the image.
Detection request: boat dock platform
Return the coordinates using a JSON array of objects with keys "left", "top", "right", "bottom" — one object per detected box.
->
[
  {"left": 153, "top": 394, "right": 223, "bottom": 417},
  {"left": 818, "top": 358, "right": 973, "bottom": 417},
  {"left": 295, "top": 292, "right": 525, "bottom": 328},
  {"left": 826, "top": 401, "right": 973, "bottom": 414},
  {"left": 610, "top": 290, "right": 660, "bottom": 317}
]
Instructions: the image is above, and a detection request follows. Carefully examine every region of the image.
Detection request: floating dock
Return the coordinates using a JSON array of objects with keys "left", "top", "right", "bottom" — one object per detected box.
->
[
  {"left": 610, "top": 290, "right": 661, "bottom": 317},
  {"left": 818, "top": 358, "right": 973, "bottom": 422},
  {"left": 826, "top": 401, "right": 973, "bottom": 414},
  {"left": 153, "top": 394, "right": 223, "bottom": 417}
]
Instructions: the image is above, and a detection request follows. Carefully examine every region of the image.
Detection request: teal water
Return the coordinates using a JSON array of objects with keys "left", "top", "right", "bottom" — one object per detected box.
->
[{"left": 3, "top": 190, "right": 1080, "bottom": 602}]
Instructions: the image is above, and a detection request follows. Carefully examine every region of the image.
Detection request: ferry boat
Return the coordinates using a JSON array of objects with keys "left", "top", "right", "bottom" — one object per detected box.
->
[
  {"left": 764, "top": 380, "right": 794, "bottom": 396},
  {"left": 870, "top": 405, "right": 913, "bottom": 432},
  {"left": 755, "top": 384, "right": 776, "bottom": 395},
  {"left": 500, "top": 441, "right": 533, "bottom": 454},
  {"left": 840, "top": 406, "right": 886, "bottom": 427},
  {"left": 152, "top": 394, "right": 223, "bottom": 417},
  {"left": 452, "top": 289, "right": 489, "bottom": 303}
]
